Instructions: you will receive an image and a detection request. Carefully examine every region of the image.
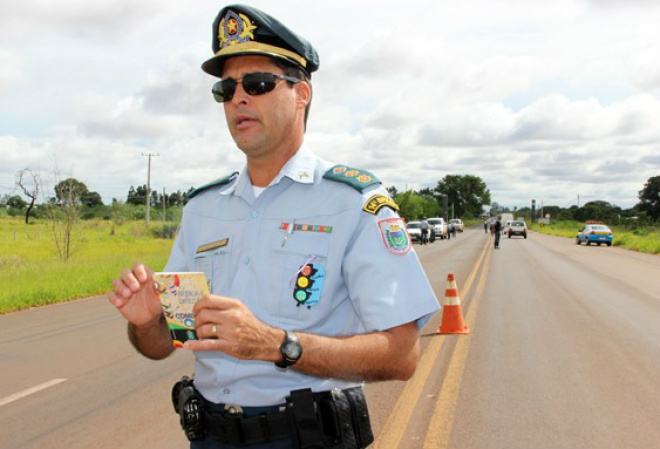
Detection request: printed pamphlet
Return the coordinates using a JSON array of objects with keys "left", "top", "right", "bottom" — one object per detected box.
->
[{"left": 154, "top": 272, "right": 210, "bottom": 347}]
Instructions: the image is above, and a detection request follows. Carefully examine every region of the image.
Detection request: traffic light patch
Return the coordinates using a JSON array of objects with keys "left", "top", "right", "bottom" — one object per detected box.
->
[{"left": 292, "top": 264, "right": 325, "bottom": 308}]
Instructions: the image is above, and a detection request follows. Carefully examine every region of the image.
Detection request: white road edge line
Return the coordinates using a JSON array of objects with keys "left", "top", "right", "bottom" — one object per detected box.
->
[{"left": 0, "top": 378, "right": 67, "bottom": 407}]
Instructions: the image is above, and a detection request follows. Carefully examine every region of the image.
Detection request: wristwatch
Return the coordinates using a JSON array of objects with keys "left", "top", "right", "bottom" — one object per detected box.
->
[{"left": 275, "top": 330, "right": 302, "bottom": 368}]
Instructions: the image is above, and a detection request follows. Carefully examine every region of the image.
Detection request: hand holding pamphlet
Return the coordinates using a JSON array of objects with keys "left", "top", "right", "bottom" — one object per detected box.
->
[{"left": 153, "top": 272, "right": 210, "bottom": 347}]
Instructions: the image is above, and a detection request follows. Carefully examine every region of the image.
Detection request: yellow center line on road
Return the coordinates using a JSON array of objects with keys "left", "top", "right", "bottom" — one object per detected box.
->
[
  {"left": 374, "top": 236, "right": 492, "bottom": 449},
  {"left": 423, "top": 238, "right": 492, "bottom": 449}
]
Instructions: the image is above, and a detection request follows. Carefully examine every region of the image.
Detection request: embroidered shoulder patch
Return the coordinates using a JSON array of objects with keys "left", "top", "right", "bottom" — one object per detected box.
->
[
  {"left": 323, "top": 165, "right": 381, "bottom": 193},
  {"left": 378, "top": 218, "right": 411, "bottom": 255},
  {"left": 363, "top": 194, "right": 399, "bottom": 215},
  {"left": 188, "top": 172, "right": 239, "bottom": 199}
]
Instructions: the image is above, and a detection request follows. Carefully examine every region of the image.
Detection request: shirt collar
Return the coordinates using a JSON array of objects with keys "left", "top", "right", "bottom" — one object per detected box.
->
[
  {"left": 273, "top": 144, "right": 316, "bottom": 185},
  {"left": 219, "top": 144, "right": 316, "bottom": 198}
]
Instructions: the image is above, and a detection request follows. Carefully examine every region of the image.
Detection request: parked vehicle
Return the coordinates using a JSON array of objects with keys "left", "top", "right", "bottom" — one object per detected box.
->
[
  {"left": 449, "top": 219, "right": 464, "bottom": 233},
  {"left": 576, "top": 223, "right": 613, "bottom": 246},
  {"left": 427, "top": 217, "right": 449, "bottom": 239},
  {"left": 406, "top": 221, "right": 422, "bottom": 243},
  {"left": 508, "top": 220, "right": 527, "bottom": 238}
]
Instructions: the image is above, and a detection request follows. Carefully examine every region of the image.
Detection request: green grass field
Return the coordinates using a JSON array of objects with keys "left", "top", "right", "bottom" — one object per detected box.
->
[
  {"left": 0, "top": 217, "right": 173, "bottom": 314},
  {"left": 529, "top": 220, "right": 660, "bottom": 254},
  {"left": 2, "top": 216, "right": 658, "bottom": 315}
]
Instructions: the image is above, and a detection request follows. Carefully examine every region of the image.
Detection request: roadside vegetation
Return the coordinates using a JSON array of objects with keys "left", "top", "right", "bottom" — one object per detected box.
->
[
  {"left": 2, "top": 173, "right": 658, "bottom": 314},
  {"left": 529, "top": 220, "right": 660, "bottom": 254},
  {"left": 0, "top": 216, "right": 174, "bottom": 314}
]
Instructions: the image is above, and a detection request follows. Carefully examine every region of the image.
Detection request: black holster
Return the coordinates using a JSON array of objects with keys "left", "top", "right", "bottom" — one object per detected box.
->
[
  {"left": 171, "top": 376, "right": 205, "bottom": 442},
  {"left": 287, "top": 387, "right": 374, "bottom": 449}
]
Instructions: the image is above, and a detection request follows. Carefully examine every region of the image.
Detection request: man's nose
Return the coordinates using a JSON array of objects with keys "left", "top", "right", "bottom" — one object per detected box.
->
[{"left": 231, "top": 82, "right": 250, "bottom": 104}]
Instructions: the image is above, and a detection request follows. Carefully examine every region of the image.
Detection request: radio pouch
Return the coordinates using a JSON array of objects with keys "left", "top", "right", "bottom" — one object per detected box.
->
[{"left": 287, "top": 388, "right": 324, "bottom": 449}]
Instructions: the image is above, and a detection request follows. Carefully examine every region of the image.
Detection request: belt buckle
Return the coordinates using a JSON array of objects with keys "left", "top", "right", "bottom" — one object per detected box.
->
[{"left": 224, "top": 403, "right": 244, "bottom": 415}]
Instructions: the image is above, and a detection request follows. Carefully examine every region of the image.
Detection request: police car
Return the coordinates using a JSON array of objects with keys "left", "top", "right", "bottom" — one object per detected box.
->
[{"left": 576, "top": 222, "right": 613, "bottom": 246}]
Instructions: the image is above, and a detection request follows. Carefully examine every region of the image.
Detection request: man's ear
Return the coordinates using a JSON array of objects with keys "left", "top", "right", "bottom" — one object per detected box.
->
[{"left": 295, "top": 81, "right": 312, "bottom": 108}]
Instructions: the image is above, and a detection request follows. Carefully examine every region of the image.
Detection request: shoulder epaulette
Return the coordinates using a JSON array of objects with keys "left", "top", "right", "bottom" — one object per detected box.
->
[
  {"left": 188, "top": 172, "right": 239, "bottom": 199},
  {"left": 322, "top": 165, "right": 381, "bottom": 193}
]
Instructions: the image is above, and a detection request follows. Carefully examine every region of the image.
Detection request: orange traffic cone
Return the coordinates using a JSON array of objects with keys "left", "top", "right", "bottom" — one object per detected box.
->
[{"left": 438, "top": 273, "right": 469, "bottom": 334}]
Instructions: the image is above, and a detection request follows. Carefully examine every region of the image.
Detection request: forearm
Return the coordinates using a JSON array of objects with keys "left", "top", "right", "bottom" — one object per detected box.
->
[
  {"left": 127, "top": 315, "right": 175, "bottom": 360},
  {"left": 293, "top": 323, "right": 420, "bottom": 382}
]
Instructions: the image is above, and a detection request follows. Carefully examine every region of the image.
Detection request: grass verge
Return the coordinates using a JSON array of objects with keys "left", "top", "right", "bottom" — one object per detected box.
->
[
  {"left": 0, "top": 218, "right": 173, "bottom": 314},
  {"left": 530, "top": 220, "right": 660, "bottom": 254}
]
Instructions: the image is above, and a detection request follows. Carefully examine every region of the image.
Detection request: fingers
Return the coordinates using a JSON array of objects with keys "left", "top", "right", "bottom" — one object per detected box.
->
[
  {"left": 184, "top": 338, "right": 225, "bottom": 352},
  {"left": 199, "top": 322, "right": 219, "bottom": 340},
  {"left": 193, "top": 294, "right": 240, "bottom": 315},
  {"left": 107, "top": 291, "right": 125, "bottom": 308},
  {"left": 131, "top": 263, "right": 152, "bottom": 284},
  {"left": 114, "top": 265, "right": 153, "bottom": 295}
]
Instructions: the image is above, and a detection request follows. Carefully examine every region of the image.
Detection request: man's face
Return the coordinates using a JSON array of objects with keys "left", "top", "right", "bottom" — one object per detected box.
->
[{"left": 221, "top": 55, "right": 307, "bottom": 158}]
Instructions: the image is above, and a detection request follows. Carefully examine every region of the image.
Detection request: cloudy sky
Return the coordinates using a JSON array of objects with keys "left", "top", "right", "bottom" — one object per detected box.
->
[{"left": 1, "top": 0, "right": 659, "bottom": 210}]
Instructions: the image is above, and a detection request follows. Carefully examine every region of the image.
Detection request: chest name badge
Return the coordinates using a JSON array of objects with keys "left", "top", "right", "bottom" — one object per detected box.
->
[
  {"left": 378, "top": 218, "right": 411, "bottom": 255},
  {"left": 292, "top": 264, "right": 326, "bottom": 308},
  {"left": 196, "top": 238, "right": 229, "bottom": 253}
]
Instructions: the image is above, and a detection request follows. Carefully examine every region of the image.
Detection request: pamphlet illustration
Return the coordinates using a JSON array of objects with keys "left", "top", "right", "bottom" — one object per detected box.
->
[{"left": 154, "top": 272, "right": 210, "bottom": 347}]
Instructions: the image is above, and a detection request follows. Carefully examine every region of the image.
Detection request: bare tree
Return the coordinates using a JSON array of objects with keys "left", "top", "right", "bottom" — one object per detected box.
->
[
  {"left": 16, "top": 169, "right": 40, "bottom": 224},
  {"left": 43, "top": 176, "right": 83, "bottom": 262}
]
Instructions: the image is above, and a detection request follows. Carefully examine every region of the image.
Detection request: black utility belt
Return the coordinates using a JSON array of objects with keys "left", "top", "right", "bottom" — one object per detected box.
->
[{"left": 172, "top": 376, "right": 374, "bottom": 449}]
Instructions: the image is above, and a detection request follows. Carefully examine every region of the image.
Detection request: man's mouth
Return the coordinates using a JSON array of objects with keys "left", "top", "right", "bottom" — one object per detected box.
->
[{"left": 235, "top": 114, "right": 257, "bottom": 129}]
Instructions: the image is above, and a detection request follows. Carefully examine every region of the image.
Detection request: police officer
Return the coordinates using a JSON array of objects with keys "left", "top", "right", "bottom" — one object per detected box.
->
[{"left": 109, "top": 4, "right": 439, "bottom": 448}]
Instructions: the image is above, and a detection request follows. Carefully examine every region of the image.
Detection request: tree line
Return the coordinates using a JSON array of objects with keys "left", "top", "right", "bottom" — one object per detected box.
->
[
  {"left": 3, "top": 171, "right": 660, "bottom": 226},
  {"left": 2, "top": 171, "right": 194, "bottom": 224}
]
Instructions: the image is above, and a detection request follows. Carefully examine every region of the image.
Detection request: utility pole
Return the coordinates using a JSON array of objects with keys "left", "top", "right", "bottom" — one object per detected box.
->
[
  {"left": 162, "top": 187, "right": 167, "bottom": 223},
  {"left": 142, "top": 152, "right": 159, "bottom": 227}
]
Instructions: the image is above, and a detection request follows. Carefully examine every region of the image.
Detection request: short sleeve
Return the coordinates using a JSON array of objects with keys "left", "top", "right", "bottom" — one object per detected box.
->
[{"left": 341, "top": 189, "right": 439, "bottom": 331}]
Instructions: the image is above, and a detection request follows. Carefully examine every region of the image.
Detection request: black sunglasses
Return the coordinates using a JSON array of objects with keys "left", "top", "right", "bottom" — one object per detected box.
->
[{"left": 211, "top": 72, "right": 302, "bottom": 103}]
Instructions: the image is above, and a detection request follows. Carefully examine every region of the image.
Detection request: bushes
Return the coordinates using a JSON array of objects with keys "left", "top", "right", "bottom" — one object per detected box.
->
[{"left": 150, "top": 223, "right": 179, "bottom": 239}]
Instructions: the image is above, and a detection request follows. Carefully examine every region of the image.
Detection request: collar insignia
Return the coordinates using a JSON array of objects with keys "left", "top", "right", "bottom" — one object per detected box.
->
[{"left": 218, "top": 10, "right": 257, "bottom": 49}]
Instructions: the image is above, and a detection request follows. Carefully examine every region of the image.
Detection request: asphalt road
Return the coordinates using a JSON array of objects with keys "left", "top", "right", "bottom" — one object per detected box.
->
[{"left": 1, "top": 227, "right": 658, "bottom": 448}]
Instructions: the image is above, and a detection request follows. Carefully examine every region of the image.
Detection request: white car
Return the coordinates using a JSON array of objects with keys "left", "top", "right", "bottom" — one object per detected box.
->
[
  {"left": 427, "top": 217, "right": 448, "bottom": 239},
  {"left": 508, "top": 220, "right": 527, "bottom": 238},
  {"left": 449, "top": 219, "right": 464, "bottom": 233},
  {"left": 406, "top": 221, "right": 422, "bottom": 243}
]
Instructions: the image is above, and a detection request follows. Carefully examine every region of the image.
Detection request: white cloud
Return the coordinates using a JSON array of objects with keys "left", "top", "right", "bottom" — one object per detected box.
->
[
  {"left": 0, "top": 50, "right": 23, "bottom": 92},
  {"left": 2, "top": 0, "right": 660, "bottom": 209}
]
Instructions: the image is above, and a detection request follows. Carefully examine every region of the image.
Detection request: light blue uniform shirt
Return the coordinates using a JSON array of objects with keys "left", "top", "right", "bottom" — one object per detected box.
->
[{"left": 165, "top": 146, "right": 439, "bottom": 406}]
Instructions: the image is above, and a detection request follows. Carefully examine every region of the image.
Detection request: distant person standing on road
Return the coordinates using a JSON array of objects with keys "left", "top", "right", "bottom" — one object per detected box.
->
[
  {"left": 484, "top": 220, "right": 488, "bottom": 234},
  {"left": 494, "top": 216, "right": 502, "bottom": 249},
  {"left": 420, "top": 218, "right": 430, "bottom": 245}
]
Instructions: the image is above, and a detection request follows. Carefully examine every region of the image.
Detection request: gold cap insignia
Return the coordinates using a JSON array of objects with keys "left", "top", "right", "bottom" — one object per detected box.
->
[{"left": 218, "top": 10, "right": 257, "bottom": 49}]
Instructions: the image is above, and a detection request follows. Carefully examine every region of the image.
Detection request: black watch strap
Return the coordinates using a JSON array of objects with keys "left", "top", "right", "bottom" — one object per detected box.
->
[{"left": 275, "top": 330, "right": 302, "bottom": 368}]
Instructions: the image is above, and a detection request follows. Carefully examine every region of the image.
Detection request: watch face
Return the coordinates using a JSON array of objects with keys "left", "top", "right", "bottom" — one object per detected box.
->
[{"left": 285, "top": 343, "right": 301, "bottom": 359}]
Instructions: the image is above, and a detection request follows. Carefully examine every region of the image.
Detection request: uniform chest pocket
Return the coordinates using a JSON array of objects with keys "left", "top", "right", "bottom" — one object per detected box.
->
[
  {"left": 267, "top": 244, "right": 329, "bottom": 324},
  {"left": 193, "top": 246, "right": 233, "bottom": 296}
]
